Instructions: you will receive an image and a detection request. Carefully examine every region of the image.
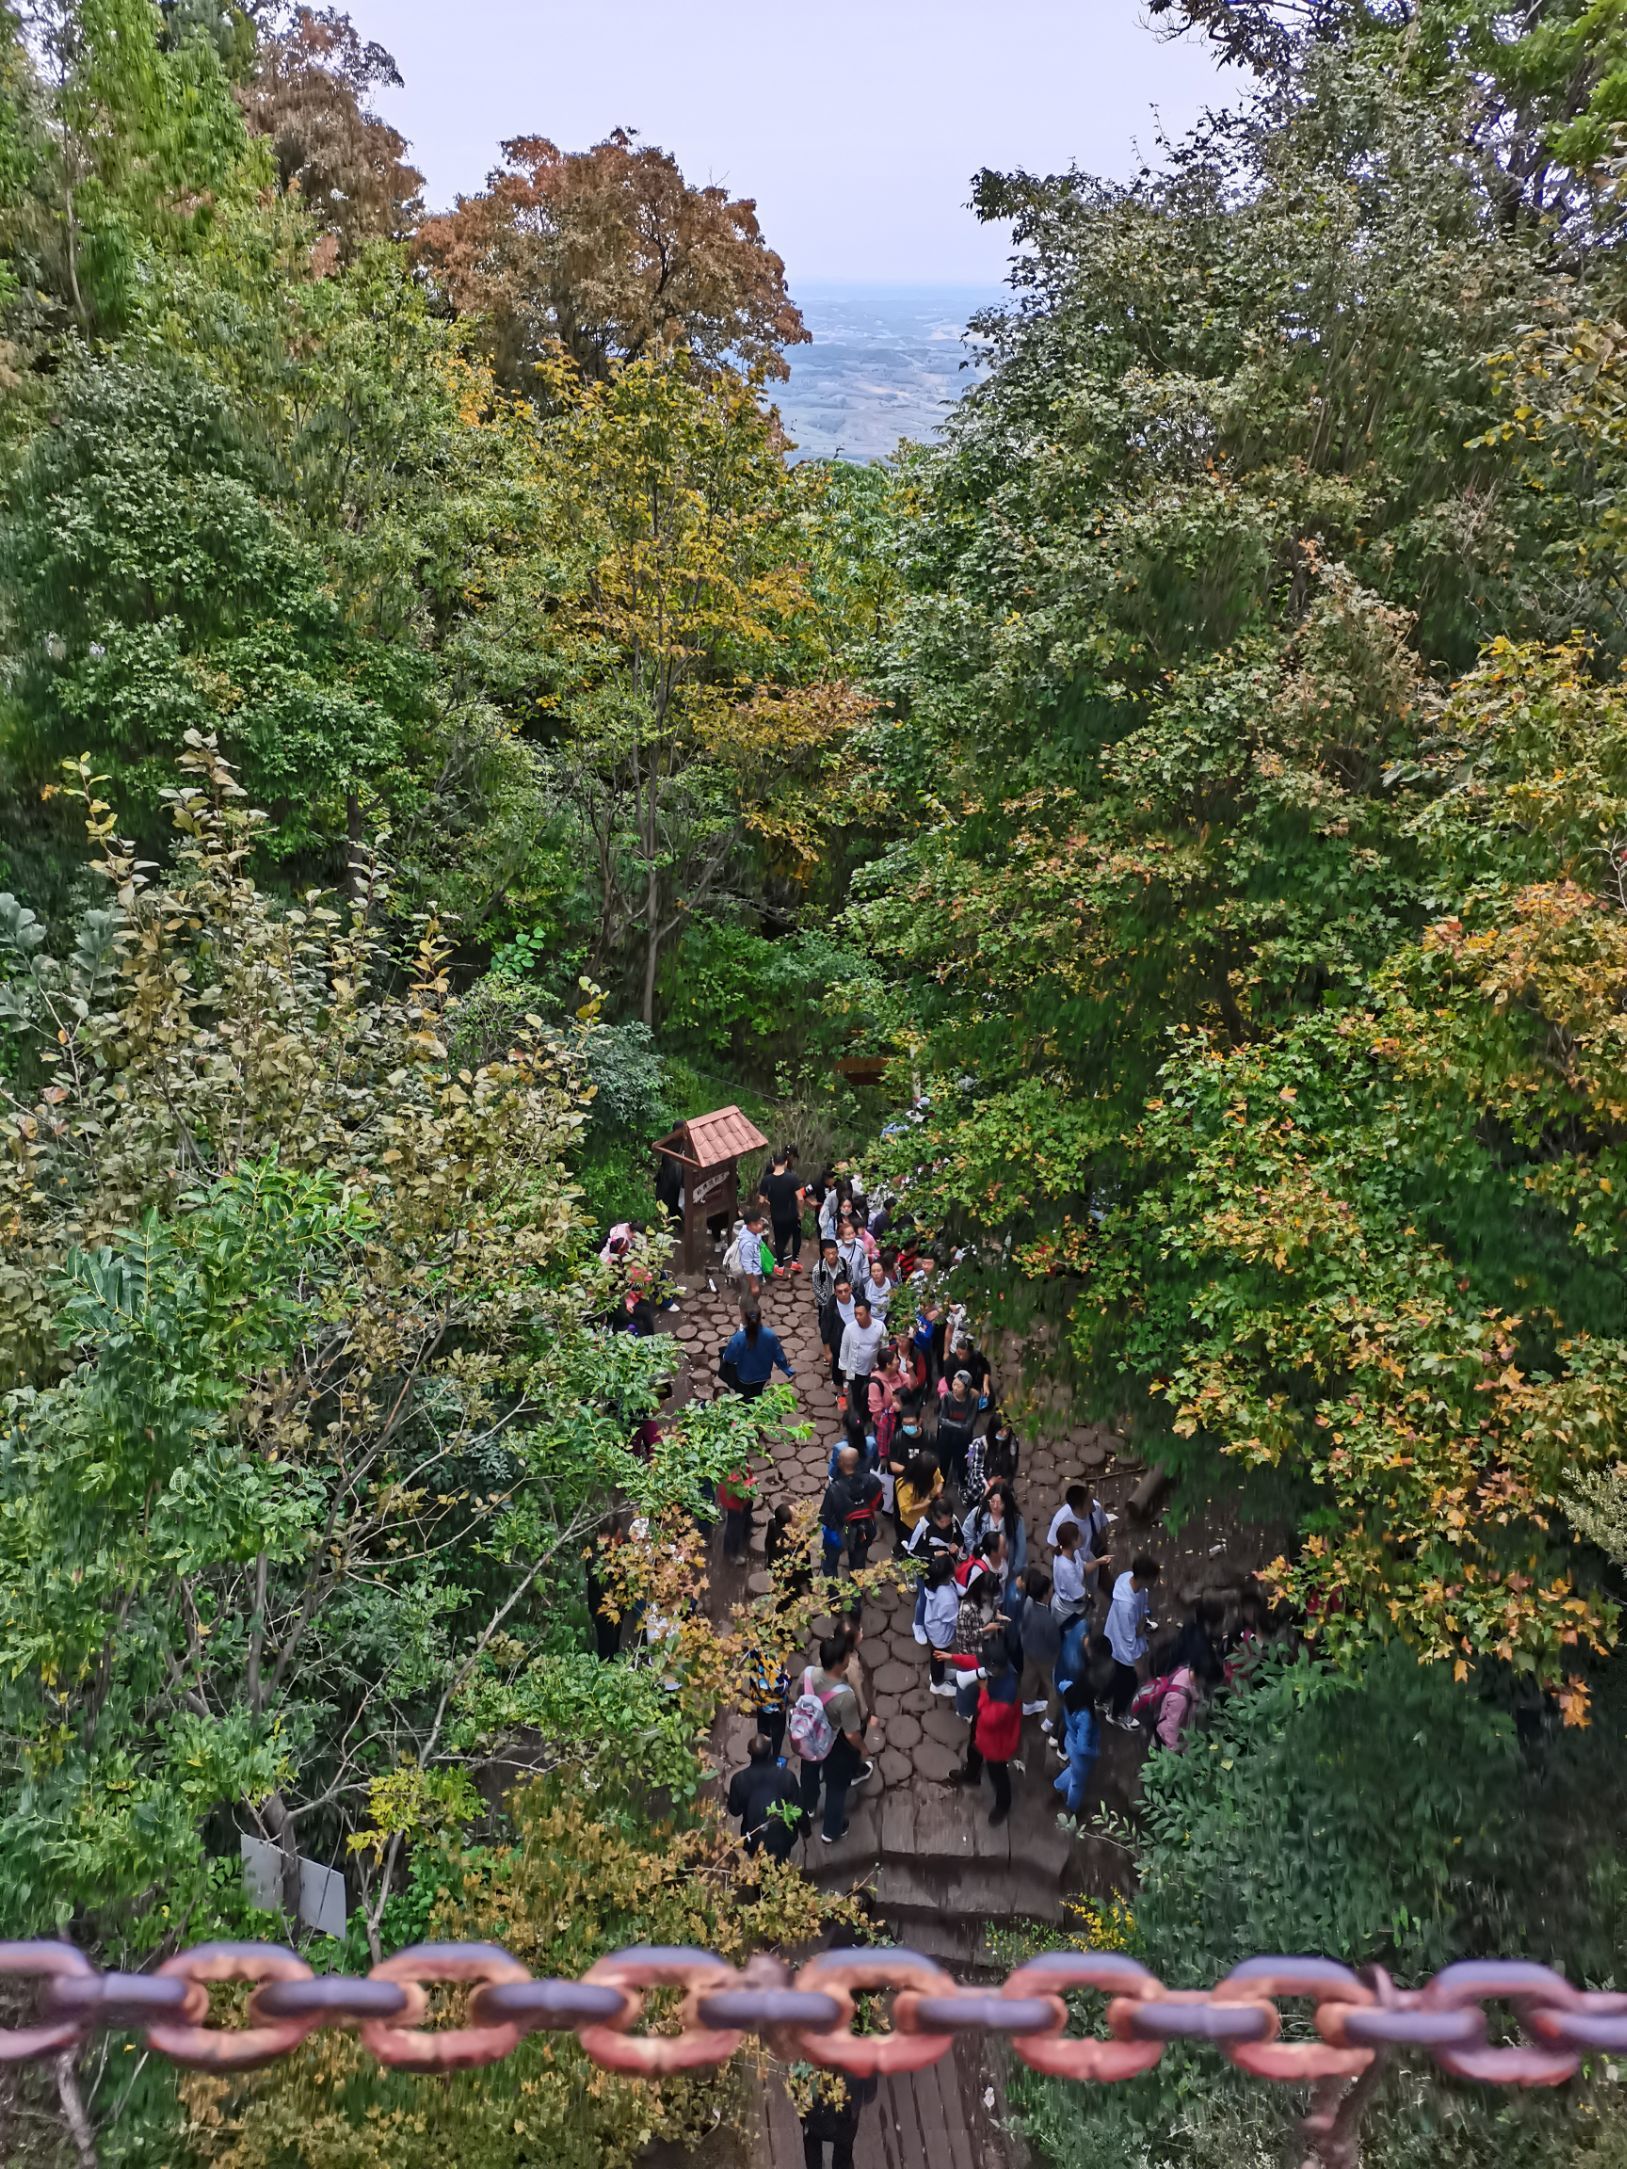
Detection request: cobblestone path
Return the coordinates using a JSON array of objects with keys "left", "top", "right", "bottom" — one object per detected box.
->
[{"left": 657, "top": 1255, "right": 1266, "bottom": 2168}]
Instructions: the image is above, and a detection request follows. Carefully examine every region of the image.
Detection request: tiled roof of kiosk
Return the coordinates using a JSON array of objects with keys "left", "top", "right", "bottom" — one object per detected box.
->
[{"left": 669, "top": 1106, "right": 769, "bottom": 1169}]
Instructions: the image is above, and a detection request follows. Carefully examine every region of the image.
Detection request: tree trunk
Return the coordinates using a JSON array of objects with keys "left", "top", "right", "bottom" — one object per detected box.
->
[
  {"left": 261, "top": 1790, "right": 303, "bottom": 1922},
  {"left": 641, "top": 855, "right": 660, "bottom": 1027},
  {"left": 346, "top": 790, "right": 366, "bottom": 904}
]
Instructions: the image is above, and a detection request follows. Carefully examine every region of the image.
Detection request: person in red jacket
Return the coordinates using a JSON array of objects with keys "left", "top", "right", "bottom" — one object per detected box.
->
[
  {"left": 716, "top": 1466, "right": 756, "bottom": 1563},
  {"left": 950, "top": 1645, "right": 1022, "bottom": 1825}
]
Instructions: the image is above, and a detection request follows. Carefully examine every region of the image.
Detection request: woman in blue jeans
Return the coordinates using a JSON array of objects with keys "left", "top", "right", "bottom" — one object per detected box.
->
[{"left": 1052, "top": 1674, "right": 1100, "bottom": 1815}]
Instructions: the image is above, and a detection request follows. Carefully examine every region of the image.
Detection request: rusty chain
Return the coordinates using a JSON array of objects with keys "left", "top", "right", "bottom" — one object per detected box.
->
[{"left": 2, "top": 1940, "right": 1625, "bottom": 2083}]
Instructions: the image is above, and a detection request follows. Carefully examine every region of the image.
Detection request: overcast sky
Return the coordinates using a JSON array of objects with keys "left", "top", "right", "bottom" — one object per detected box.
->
[{"left": 369, "top": 0, "right": 1232, "bottom": 288}]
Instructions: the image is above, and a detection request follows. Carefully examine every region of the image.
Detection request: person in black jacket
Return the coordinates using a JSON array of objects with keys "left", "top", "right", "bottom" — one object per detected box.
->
[
  {"left": 819, "top": 1275, "right": 855, "bottom": 1390},
  {"left": 800, "top": 1918, "right": 880, "bottom": 2166},
  {"left": 800, "top": 2070, "right": 879, "bottom": 2169},
  {"left": 759, "top": 1146, "right": 805, "bottom": 1271},
  {"left": 726, "top": 1734, "right": 802, "bottom": 1861}
]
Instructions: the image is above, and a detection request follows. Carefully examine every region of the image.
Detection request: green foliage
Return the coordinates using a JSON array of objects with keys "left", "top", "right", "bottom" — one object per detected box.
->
[
  {"left": 448, "top": 1648, "right": 704, "bottom": 1801},
  {"left": 521, "top": 348, "right": 873, "bottom": 1024},
  {"left": 658, "top": 913, "right": 879, "bottom": 1079},
  {"left": 861, "top": 0, "right": 1627, "bottom": 1694},
  {"left": 0, "top": 746, "right": 782, "bottom": 2160},
  {"left": 1119, "top": 1648, "right": 1518, "bottom": 1970},
  {"left": 0, "top": 349, "right": 423, "bottom": 852},
  {"left": 1022, "top": 1648, "right": 1627, "bottom": 2169}
]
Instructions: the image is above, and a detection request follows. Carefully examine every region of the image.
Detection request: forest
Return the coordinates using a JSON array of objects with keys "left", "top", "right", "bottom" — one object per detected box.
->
[{"left": 4, "top": 0, "right": 1627, "bottom": 2164}]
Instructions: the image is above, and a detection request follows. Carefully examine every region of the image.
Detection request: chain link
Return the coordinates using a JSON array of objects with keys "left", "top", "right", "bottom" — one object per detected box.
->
[{"left": 2, "top": 1940, "right": 1618, "bottom": 2084}]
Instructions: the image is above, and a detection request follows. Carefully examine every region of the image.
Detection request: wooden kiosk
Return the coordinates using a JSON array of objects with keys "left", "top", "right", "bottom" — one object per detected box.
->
[{"left": 652, "top": 1105, "right": 770, "bottom": 1272}]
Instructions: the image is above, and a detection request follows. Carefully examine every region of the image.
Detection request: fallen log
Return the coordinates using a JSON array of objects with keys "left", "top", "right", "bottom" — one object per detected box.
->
[{"left": 1128, "top": 1462, "right": 1170, "bottom": 1519}]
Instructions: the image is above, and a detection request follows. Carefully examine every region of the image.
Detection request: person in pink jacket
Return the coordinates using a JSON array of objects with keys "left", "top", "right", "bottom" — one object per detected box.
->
[{"left": 1132, "top": 1664, "right": 1200, "bottom": 1752}]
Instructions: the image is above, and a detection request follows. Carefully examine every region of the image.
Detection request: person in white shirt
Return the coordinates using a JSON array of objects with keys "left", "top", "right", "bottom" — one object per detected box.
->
[
  {"left": 1049, "top": 1524, "right": 1090, "bottom": 1622},
  {"left": 1105, "top": 1556, "right": 1162, "bottom": 1728},
  {"left": 838, "top": 1300, "right": 887, "bottom": 1399},
  {"left": 862, "top": 1258, "right": 894, "bottom": 1318},
  {"left": 915, "top": 1555, "right": 962, "bottom": 1693},
  {"left": 1047, "top": 1485, "right": 1112, "bottom": 1600}
]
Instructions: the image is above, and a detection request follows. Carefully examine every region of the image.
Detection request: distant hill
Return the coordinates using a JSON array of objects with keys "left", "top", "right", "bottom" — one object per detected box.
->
[{"left": 774, "top": 281, "right": 999, "bottom": 463}]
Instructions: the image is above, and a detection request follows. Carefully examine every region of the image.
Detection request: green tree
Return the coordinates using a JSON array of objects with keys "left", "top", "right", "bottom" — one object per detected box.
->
[
  {"left": 523, "top": 352, "right": 871, "bottom": 1025},
  {"left": 1020, "top": 1648, "right": 1627, "bottom": 2169},
  {"left": 182, "top": 1777, "right": 839, "bottom": 2169},
  {"left": 859, "top": 5, "right": 1627, "bottom": 1690}
]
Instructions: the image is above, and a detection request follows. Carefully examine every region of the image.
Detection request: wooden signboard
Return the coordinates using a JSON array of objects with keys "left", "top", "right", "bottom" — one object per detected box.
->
[{"left": 651, "top": 1105, "right": 771, "bottom": 1272}]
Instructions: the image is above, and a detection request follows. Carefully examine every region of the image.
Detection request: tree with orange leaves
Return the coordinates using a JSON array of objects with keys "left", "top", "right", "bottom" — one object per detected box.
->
[
  {"left": 416, "top": 129, "right": 808, "bottom": 391},
  {"left": 240, "top": 6, "right": 424, "bottom": 260}
]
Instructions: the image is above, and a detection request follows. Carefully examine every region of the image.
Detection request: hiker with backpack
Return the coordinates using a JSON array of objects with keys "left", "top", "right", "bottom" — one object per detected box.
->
[
  {"left": 819, "top": 1444, "right": 877, "bottom": 1580},
  {"left": 949, "top": 1644, "right": 1022, "bottom": 1826},
  {"left": 810, "top": 1236, "right": 843, "bottom": 1321},
  {"left": 1130, "top": 1661, "right": 1202, "bottom": 1751},
  {"left": 724, "top": 1211, "right": 772, "bottom": 1295},
  {"left": 832, "top": 1445, "right": 884, "bottom": 1572},
  {"left": 791, "top": 1634, "right": 874, "bottom": 1845},
  {"left": 867, "top": 1340, "right": 910, "bottom": 1433}
]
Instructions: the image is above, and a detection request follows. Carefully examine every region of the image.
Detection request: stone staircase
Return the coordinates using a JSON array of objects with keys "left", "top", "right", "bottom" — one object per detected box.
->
[
  {"left": 673, "top": 1259, "right": 1152, "bottom": 1976},
  {"left": 812, "top": 1779, "right": 1070, "bottom": 1971}
]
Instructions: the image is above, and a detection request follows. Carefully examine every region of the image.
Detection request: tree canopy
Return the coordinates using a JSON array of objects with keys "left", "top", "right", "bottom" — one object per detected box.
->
[
  {"left": 415, "top": 129, "right": 809, "bottom": 389},
  {"left": 858, "top": 0, "right": 1627, "bottom": 1699}
]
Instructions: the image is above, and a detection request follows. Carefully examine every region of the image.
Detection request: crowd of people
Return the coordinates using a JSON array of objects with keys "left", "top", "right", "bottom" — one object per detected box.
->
[
  {"left": 707, "top": 1153, "right": 1272, "bottom": 1864},
  {"left": 594, "top": 1148, "right": 1276, "bottom": 2169}
]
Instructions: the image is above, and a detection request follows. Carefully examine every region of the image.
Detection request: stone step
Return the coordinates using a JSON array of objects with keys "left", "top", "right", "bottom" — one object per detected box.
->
[
  {"left": 878, "top": 1788, "right": 1074, "bottom": 1881},
  {"left": 873, "top": 1859, "right": 1063, "bottom": 1928},
  {"left": 867, "top": 1915, "right": 1009, "bottom": 1981},
  {"left": 801, "top": 1782, "right": 1077, "bottom": 1888}
]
